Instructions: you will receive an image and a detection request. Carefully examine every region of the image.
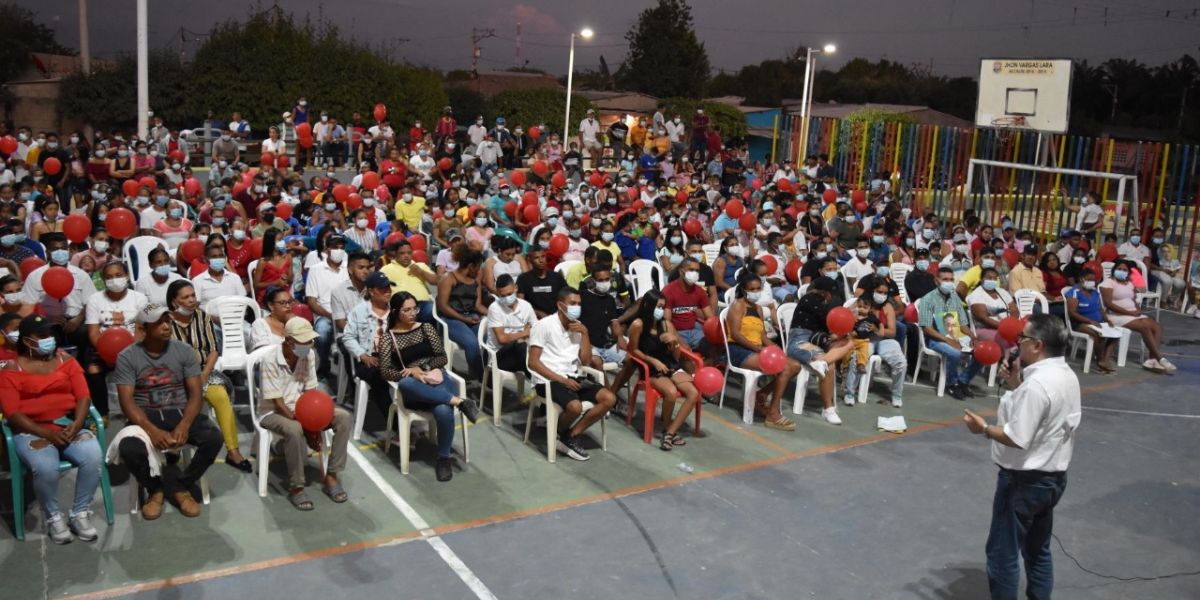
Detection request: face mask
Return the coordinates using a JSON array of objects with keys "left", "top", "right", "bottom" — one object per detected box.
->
[
  {"left": 232, "top": 229, "right": 246, "bottom": 241},
  {"left": 916, "top": 259, "right": 930, "bottom": 271},
  {"left": 727, "top": 246, "right": 744, "bottom": 257},
  {"left": 105, "top": 276, "right": 129, "bottom": 293},
  {"left": 1083, "top": 280, "right": 1097, "bottom": 290},
  {"left": 565, "top": 305, "right": 582, "bottom": 321},
  {"left": 875, "top": 266, "right": 890, "bottom": 278},
  {"left": 209, "top": 258, "right": 226, "bottom": 272},
  {"left": 955, "top": 244, "right": 969, "bottom": 254},
  {"left": 363, "top": 197, "right": 376, "bottom": 207},
  {"left": 50, "top": 249, "right": 70, "bottom": 265},
  {"left": 1114, "top": 270, "right": 1129, "bottom": 281},
  {"left": 684, "top": 270, "right": 701, "bottom": 285},
  {"left": 939, "top": 281, "right": 955, "bottom": 295},
  {"left": 172, "top": 163, "right": 182, "bottom": 171},
  {"left": 815, "top": 251, "right": 828, "bottom": 259},
  {"left": 474, "top": 217, "right": 489, "bottom": 227},
  {"left": 844, "top": 215, "right": 856, "bottom": 223},
  {"left": 293, "top": 343, "right": 313, "bottom": 358},
  {"left": 34, "top": 337, "right": 57, "bottom": 356},
  {"left": 1152, "top": 237, "right": 1164, "bottom": 245},
  {"left": 569, "top": 228, "right": 582, "bottom": 238},
  {"left": 690, "top": 253, "right": 706, "bottom": 264},
  {"left": 873, "top": 293, "right": 889, "bottom": 305},
  {"left": 652, "top": 307, "right": 665, "bottom": 321},
  {"left": 119, "top": 150, "right": 130, "bottom": 158},
  {"left": 824, "top": 271, "right": 838, "bottom": 280},
  {"left": 213, "top": 217, "right": 226, "bottom": 226},
  {"left": 328, "top": 249, "right": 347, "bottom": 264},
  {"left": 538, "top": 240, "right": 550, "bottom": 249},
  {"left": 856, "top": 248, "right": 870, "bottom": 258},
  {"left": 325, "top": 203, "right": 337, "bottom": 212},
  {"left": 983, "top": 279, "right": 1000, "bottom": 292},
  {"left": 547, "top": 216, "right": 559, "bottom": 226},
  {"left": 591, "top": 218, "right": 602, "bottom": 227},
  {"left": 356, "top": 218, "right": 369, "bottom": 229},
  {"left": 746, "top": 291, "right": 763, "bottom": 303},
  {"left": 981, "top": 258, "right": 996, "bottom": 269},
  {"left": 1071, "top": 256, "right": 1086, "bottom": 265},
  {"left": 169, "top": 208, "right": 182, "bottom": 218},
  {"left": 500, "top": 293, "right": 517, "bottom": 307},
  {"left": 221, "top": 135, "right": 231, "bottom": 142},
  {"left": 595, "top": 281, "right": 612, "bottom": 293},
  {"left": 1129, "top": 236, "right": 1141, "bottom": 245},
  {"left": 923, "top": 228, "right": 936, "bottom": 239},
  {"left": 607, "top": 197, "right": 618, "bottom": 205},
  {"left": 275, "top": 241, "right": 287, "bottom": 253},
  {"left": 174, "top": 305, "right": 194, "bottom": 317},
  {"left": 92, "top": 240, "right": 109, "bottom": 253},
  {"left": 0, "top": 234, "right": 16, "bottom": 247},
  {"left": 154, "top": 265, "right": 172, "bottom": 278},
  {"left": 4, "top": 292, "right": 21, "bottom": 305},
  {"left": 218, "top": 160, "right": 227, "bottom": 168},
  {"left": 403, "top": 193, "right": 413, "bottom": 202},
  {"left": 601, "top": 232, "right": 614, "bottom": 242},
  {"left": 762, "top": 218, "right": 775, "bottom": 228},
  {"left": 255, "top": 185, "right": 266, "bottom": 194}
]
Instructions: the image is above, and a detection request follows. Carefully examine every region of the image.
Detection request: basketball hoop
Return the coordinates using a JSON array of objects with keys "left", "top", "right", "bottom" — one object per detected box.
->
[{"left": 989, "top": 115, "right": 1028, "bottom": 128}]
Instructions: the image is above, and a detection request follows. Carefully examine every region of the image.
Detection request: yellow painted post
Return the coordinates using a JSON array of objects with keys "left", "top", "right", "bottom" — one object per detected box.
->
[
  {"left": 892, "top": 123, "right": 903, "bottom": 173},
  {"left": 1153, "top": 144, "right": 1171, "bottom": 227},
  {"left": 770, "top": 114, "right": 779, "bottom": 164},
  {"left": 1101, "top": 138, "right": 1115, "bottom": 201},
  {"left": 1007, "top": 132, "right": 1022, "bottom": 208},
  {"left": 1053, "top": 135, "right": 1066, "bottom": 191},
  {"left": 829, "top": 120, "right": 839, "bottom": 161},
  {"left": 926, "top": 126, "right": 939, "bottom": 203},
  {"left": 858, "top": 122, "right": 869, "bottom": 188}
]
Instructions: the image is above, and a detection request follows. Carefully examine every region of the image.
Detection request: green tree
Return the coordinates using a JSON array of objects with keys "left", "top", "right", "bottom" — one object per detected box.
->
[
  {"left": 444, "top": 86, "right": 491, "bottom": 123},
  {"left": 60, "top": 51, "right": 190, "bottom": 129},
  {"left": 659, "top": 98, "right": 747, "bottom": 138},
  {"left": 489, "top": 89, "right": 592, "bottom": 137},
  {"left": 618, "top": 0, "right": 709, "bottom": 98},
  {"left": 0, "top": 3, "right": 73, "bottom": 83}
]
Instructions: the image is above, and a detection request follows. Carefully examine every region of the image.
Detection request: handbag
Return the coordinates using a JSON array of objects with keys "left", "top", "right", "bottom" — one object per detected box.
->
[{"left": 389, "top": 326, "right": 444, "bottom": 385}]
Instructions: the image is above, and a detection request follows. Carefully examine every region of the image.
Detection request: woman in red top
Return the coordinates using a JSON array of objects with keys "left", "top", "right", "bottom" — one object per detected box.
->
[
  {"left": 1039, "top": 252, "right": 1070, "bottom": 315},
  {"left": 0, "top": 315, "right": 102, "bottom": 543}
]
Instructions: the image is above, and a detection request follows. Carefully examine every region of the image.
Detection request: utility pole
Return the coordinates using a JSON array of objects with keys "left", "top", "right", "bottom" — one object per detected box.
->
[
  {"left": 471, "top": 28, "right": 495, "bottom": 95},
  {"left": 136, "top": 0, "right": 149, "bottom": 140},
  {"left": 514, "top": 22, "right": 522, "bottom": 68},
  {"left": 179, "top": 27, "right": 186, "bottom": 63},
  {"left": 1104, "top": 83, "right": 1119, "bottom": 119},
  {"left": 78, "top": 0, "right": 90, "bottom": 75}
]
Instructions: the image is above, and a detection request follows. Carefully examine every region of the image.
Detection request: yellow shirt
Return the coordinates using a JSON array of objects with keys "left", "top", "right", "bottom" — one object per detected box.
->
[
  {"left": 380, "top": 260, "right": 433, "bottom": 301},
  {"left": 565, "top": 262, "right": 589, "bottom": 289},
  {"left": 589, "top": 241, "right": 622, "bottom": 267},
  {"left": 1007, "top": 263, "right": 1045, "bottom": 294},
  {"left": 394, "top": 196, "right": 427, "bottom": 231},
  {"left": 628, "top": 124, "right": 648, "bottom": 148}
]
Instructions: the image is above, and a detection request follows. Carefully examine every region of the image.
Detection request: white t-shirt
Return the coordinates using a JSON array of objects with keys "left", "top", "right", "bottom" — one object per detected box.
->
[
  {"left": 578, "top": 118, "right": 601, "bottom": 143},
  {"left": 1075, "top": 203, "right": 1104, "bottom": 230},
  {"left": 528, "top": 313, "right": 581, "bottom": 385},
  {"left": 84, "top": 289, "right": 149, "bottom": 336},
  {"left": 409, "top": 155, "right": 435, "bottom": 181},
  {"left": 305, "top": 261, "right": 350, "bottom": 313},
  {"left": 965, "top": 286, "right": 1014, "bottom": 320},
  {"left": 486, "top": 298, "right": 537, "bottom": 350},
  {"left": 261, "top": 138, "right": 287, "bottom": 155},
  {"left": 1116, "top": 242, "right": 1151, "bottom": 265},
  {"left": 191, "top": 268, "right": 247, "bottom": 308},
  {"left": 251, "top": 317, "right": 285, "bottom": 350},
  {"left": 139, "top": 206, "right": 168, "bottom": 230},
  {"left": 992, "top": 357, "right": 1081, "bottom": 472},
  {"left": 23, "top": 263, "right": 96, "bottom": 318},
  {"left": 134, "top": 272, "right": 184, "bottom": 306}
]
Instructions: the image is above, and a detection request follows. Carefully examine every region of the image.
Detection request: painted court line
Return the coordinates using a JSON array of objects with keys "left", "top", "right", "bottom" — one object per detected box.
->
[{"left": 1082, "top": 406, "right": 1200, "bottom": 419}]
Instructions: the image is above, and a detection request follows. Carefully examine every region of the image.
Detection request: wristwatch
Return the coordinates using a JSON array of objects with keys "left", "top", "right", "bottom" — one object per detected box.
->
[{"left": 982, "top": 426, "right": 991, "bottom": 440}]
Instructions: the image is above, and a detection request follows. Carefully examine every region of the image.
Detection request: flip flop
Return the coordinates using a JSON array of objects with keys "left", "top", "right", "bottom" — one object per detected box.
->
[
  {"left": 322, "top": 482, "right": 348, "bottom": 503},
  {"left": 288, "top": 491, "right": 314, "bottom": 511}
]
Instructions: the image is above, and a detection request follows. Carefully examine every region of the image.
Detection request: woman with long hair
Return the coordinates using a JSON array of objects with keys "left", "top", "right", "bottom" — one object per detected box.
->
[
  {"left": 624, "top": 290, "right": 701, "bottom": 450},
  {"left": 252, "top": 229, "right": 292, "bottom": 305},
  {"left": 724, "top": 270, "right": 802, "bottom": 431}
]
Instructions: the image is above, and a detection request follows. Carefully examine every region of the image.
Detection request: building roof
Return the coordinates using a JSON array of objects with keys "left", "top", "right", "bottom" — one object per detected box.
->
[
  {"left": 447, "top": 70, "right": 563, "bottom": 97},
  {"left": 575, "top": 90, "right": 660, "bottom": 115},
  {"left": 783, "top": 101, "right": 973, "bottom": 128}
]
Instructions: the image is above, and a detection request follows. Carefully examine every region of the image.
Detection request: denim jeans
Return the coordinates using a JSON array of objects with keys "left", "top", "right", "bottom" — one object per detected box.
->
[
  {"left": 445, "top": 319, "right": 482, "bottom": 378},
  {"left": 927, "top": 339, "right": 983, "bottom": 386},
  {"left": 785, "top": 327, "right": 819, "bottom": 364},
  {"left": 677, "top": 324, "right": 705, "bottom": 351},
  {"left": 986, "top": 468, "right": 1067, "bottom": 600},
  {"left": 14, "top": 431, "right": 102, "bottom": 519},
  {"left": 844, "top": 338, "right": 907, "bottom": 404},
  {"left": 395, "top": 372, "right": 459, "bottom": 458},
  {"left": 416, "top": 300, "right": 434, "bottom": 324},
  {"left": 314, "top": 316, "right": 334, "bottom": 375}
]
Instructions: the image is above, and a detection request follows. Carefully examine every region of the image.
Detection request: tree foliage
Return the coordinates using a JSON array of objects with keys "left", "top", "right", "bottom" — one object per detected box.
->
[
  {"left": 0, "top": 3, "right": 73, "bottom": 83},
  {"left": 60, "top": 51, "right": 190, "bottom": 128},
  {"left": 659, "top": 98, "right": 747, "bottom": 138},
  {"left": 489, "top": 89, "right": 593, "bottom": 137},
  {"left": 618, "top": 0, "right": 710, "bottom": 98}
]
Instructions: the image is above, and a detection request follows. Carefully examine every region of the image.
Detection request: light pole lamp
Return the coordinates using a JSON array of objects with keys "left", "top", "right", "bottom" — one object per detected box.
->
[
  {"left": 563, "top": 27, "right": 594, "bottom": 148},
  {"left": 798, "top": 43, "right": 835, "bottom": 163}
]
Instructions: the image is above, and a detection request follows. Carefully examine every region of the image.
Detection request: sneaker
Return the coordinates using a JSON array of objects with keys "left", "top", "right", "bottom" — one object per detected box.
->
[
  {"left": 821, "top": 407, "right": 842, "bottom": 425},
  {"left": 556, "top": 435, "right": 591, "bottom": 461},
  {"left": 458, "top": 398, "right": 481, "bottom": 423},
  {"left": 172, "top": 490, "right": 202, "bottom": 518},
  {"left": 141, "top": 490, "right": 165, "bottom": 521},
  {"left": 948, "top": 384, "right": 966, "bottom": 401},
  {"left": 46, "top": 513, "right": 73, "bottom": 544},
  {"left": 809, "top": 360, "right": 829, "bottom": 379},
  {"left": 1142, "top": 359, "right": 1166, "bottom": 373},
  {"left": 961, "top": 384, "right": 977, "bottom": 398},
  {"left": 68, "top": 511, "right": 98, "bottom": 542},
  {"left": 435, "top": 457, "right": 453, "bottom": 482},
  {"left": 891, "top": 398, "right": 903, "bottom": 408},
  {"left": 842, "top": 394, "right": 856, "bottom": 407},
  {"left": 1159, "top": 358, "right": 1178, "bottom": 373}
]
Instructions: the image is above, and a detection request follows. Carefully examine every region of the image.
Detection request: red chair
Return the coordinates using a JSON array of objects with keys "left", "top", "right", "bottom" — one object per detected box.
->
[{"left": 626, "top": 348, "right": 704, "bottom": 444}]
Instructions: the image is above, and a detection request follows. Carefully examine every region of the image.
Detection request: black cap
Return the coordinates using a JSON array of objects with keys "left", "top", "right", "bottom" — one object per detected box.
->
[
  {"left": 18, "top": 315, "right": 55, "bottom": 339},
  {"left": 810, "top": 277, "right": 838, "bottom": 293},
  {"left": 915, "top": 247, "right": 931, "bottom": 258},
  {"left": 1023, "top": 244, "right": 1039, "bottom": 256},
  {"left": 365, "top": 272, "right": 392, "bottom": 289}
]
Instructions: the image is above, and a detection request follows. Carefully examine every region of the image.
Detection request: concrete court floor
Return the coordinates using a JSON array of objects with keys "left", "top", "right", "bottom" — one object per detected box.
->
[{"left": 2, "top": 313, "right": 1198, "bottom": 599}]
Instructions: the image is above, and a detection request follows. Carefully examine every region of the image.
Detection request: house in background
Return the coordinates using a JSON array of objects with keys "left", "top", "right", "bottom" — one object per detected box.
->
[
  {"left": 448, "top": 70, "right": 564, "bottom": 97},
  {"left": 576, "top": 90, "right": 661, "bottom": 128},
  {"left": 706, "top": 96, "right": 784, "bottom": 164},
  {"left": 2, "top": 53, "right": 105, "bottom": 134}
]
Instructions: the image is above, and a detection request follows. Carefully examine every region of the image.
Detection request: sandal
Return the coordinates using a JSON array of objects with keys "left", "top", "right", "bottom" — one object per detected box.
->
[
  {"left": 764, "top": 416, "right": 796, "bottom": 432},
  {"left": 322, "top": 482, "right": 348, "bottom": 503},
  {"left": 225, "top": 457, "right": 253, "bottom": 474},
  {"left": 288, "top": 490, "right": 315, "bottom": 511},
  {"left": 659, "top": 433, "right": 675, "bottom": 451},
  {"left": 666, "top": 432, "right": 686, "bottom": 446}
]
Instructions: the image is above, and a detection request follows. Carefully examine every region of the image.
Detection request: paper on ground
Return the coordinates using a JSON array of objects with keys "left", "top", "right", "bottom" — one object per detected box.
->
[{"left": 877, "top": 415, "right": 908, "bottom": 433}]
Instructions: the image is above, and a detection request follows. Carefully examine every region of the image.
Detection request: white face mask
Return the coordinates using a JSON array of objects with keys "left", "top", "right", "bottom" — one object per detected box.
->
[
  {"left": 4, "top": 292, "right": 22, "bottom": 305},
  {"left": 105, "top": 276, "right": 129, "bottom": 293},
  {"left": 328, "top": 249, "right": 346, "bottom": 264},
  {"left": 684, "top": 270, "right": 701, "bottom": 284},
  {"left": 92, "top": 240, "right": 109, "bottom": 253},
  {"left": 356, "top": 218, "right": 369, "bottom": 229},
  {"left": 594, "top": 281, "right": 612, "bottom": 293},
  {"left": 873, "top": 293, "right": 888, "bottom": 305}
]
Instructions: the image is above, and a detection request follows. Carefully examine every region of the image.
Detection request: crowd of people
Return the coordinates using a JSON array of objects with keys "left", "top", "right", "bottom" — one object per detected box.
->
[{"left": 0, "top": 100, "right": 1194, "bottom": 543}]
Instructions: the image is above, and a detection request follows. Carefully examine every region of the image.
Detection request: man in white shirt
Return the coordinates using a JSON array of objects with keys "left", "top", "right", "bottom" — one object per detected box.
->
[
  {"left": 1116, "top": 233, "right": 1151, "bottom": 264},
  {"left": 305, "top": 234, "right": 350, "bottom": 377},
  {"left": 476, "top": 134, "right": 502, "bottom": 179},
  {"left": 466, "top": 115, "right": 488, "bottom": 148},
  {"left": 23, "top": 233, "right": 95, "bottom": 321},
  {"left": 191, "top": 244, "right": 247, "bottom": 308},
  {"left": 666, "top": 114, "right": 686, "bottom": 157},
  {"left": 485, "top": 274, "right": 538, "bottom": 373},
  {"left": 528, "top": 286, "right": 616, "bottom": 461},
  {"left": 841, "top": 239, "right": 876, "bottom": 288},
  {"left": 963, "top": 315, "right": 1079, "bottom": 600},
  {"left": 578, "top": 109, "right": 602, "bottom": 167}
]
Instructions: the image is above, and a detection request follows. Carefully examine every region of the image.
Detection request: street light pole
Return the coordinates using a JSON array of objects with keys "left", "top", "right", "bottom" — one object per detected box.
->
[
  {"left": 798, "top": 43, "right": 835, "bottom": 163},
  {"left": 136, "top": 0, "right": 149, "bottom": 140},
  {"left": 563, "top": 28, "right": 593, "bottom": 148}
]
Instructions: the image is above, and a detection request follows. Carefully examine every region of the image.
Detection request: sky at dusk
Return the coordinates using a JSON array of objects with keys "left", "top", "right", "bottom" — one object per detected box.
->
[{"left": 18, "top": 0, "right": 1200, "bottom": 79}]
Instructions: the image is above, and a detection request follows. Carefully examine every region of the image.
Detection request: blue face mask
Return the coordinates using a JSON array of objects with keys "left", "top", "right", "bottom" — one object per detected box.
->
[
  {"left": 35, "top": 337, "right": 57, "bottom": 356},
  {"left": 0, "top": 234, "right": 17, "bottom": 246},
  {"left": 824, "top": 271, "right": 839, "bottom": 280},
  {"left": 154, "top": 265, "right": 172, "bottom": 278},
  {"left": 208, "top": 258, "right": 226, "bottom": 272},
  {"left": 168, "top": 208, "right": 182, "bottom": 219},
  {"left": 872, "top": 235, "right": 885, "bottom": 245},
  {"left": 155, "top": 196, "right": 169, "bottom": 207},
  {"left": 601, "top": 232, "right": 614, "bottom": 242},
  {"left": 565, "top": 304, "right": 582, "bottom": 321},
  {"left": 13, "top": 233, "right": 26, "bottom": 244},
  {"left": 875, "top": 266, "right": 890, "bottom": 278},
  {"left": 653, "top": 307, "right": 665, "bottom": 321},
  {"left": 916, "top": 259, "right": 930, "bottom": 271},
  {"left": 939, "top": 281, "right": 956, "bottom": 295},
  {"left": 50, "top": 249, "right": 70, "bottom": 265},
  {"left": 212, "top": 217, "right": 225, "bottom": 226},
  {"left": 1114, "top": 270, "right": 1129, "bottom": 281},
  {"left": 981, "top": 258, "right": 996, "bottom": 269},
  {"left": 982, "top": 279, "right": 998, "bottom": 291}
]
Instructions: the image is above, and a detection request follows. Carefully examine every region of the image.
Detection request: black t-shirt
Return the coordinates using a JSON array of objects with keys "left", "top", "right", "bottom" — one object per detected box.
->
[
  {"left": 579, "top": 284, "right": 621, "bottom": 347},
  {"left": 721, "top": 158, "right": 744, "bottom": 187},
  {"left": 794, "top": 293, "right": 835, "bottom": 333},
  {"left": 800, "top": 259, "right": 825, "bottom": 283},
  {"left": 516, "top": 270, "right": 565, "bottom": 316},
  {"left": 905, "top": 270, "right": 936, "bottom": 303},
  {"left": 609, "top": 122, "right": 629, "bottom": 143}
]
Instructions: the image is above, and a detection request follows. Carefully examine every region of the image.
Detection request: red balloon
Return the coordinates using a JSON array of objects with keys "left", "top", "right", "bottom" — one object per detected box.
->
[
  {"left": 822, "top": 189, "right": 837, "bottom": 204},
  {"left": 826, "top": 306, "right": 855, "bottom": 336},
  {"left": 360, "top": 172, "right": 379, "bottom": 190},
  {"left": 63, "top": 214, "right": 91, "bottom": 243},
  {"left": 373, "top": 103, "right": 387, "bottom": 123},
  {"left": 106, "top": 208, "right": 137, "bottom": 239},
  {"left": 693, "top": 366, "right": 725, "bottom": 396},
  {"left": 548, "top": 233, "right": 569, "bottom": 256},
  {"left": 232, "top": 182, "right": 248, "bottom": 198},
  {"left": 851, "top": 189, "right": 866, "bottom": 205},
  {"left": 275, "top": 202, "right": 293, "bottom": 220},
  {"left": 631, "top": 200, "right": 645, "bottom": 211},
  {"left": 511, "top": 170, "right": 527, "bottom": 187},
  {"left": 291, "top": 302, "right": 314, "bottom": 322},
  {"left": 683, "top": 219, "right": 702, "bottom": 237},
  {"left": 96, "top": 328, "right": 134, "bottom": 367},
  {"left": 122, "top": 179, "right": 142, "bottom": 197},
  {"left": 0, "top": 136, "right": 17, "bottom": 155},
  {"left": 997, "top": 317, "right": 1025, "bottom": 344},
  {"left": 19, "top": 256, "right": 45, "bottom": 279},
  {"left": 759, "top": 345, "right": 786, "bottom": 375},
  {"left": 276, "top": 155, "right": 290, "bottom": 169},
  {"left": 240, "top": 172, "right": 254, "bottom": 187},
  {"left": 504, "top": 201, "right": 517, "bottom": 218},
  {"left": 184, "top": 178, "right": 203, "bottom": 197},
  {"left": 1002, "top": 248, "right": 1020, "bottom": 269},
  {"left": 346, "top": 193, "right": 363, "bottom": 211},
  {"left": 375, "top": 185, "right": 391, "bottom": 202},
  {"left": 904, "top": 303, "right": 919, "bottom": 324},
  {"left": 528, "top": 126, "right": 541, "bottom": 140},
  {"left": 784, "top": 259, "right": 802, "bottom": 284},
  {"left": 168, "top": 149, "right": 185, "bottom": 163},
  {"left": 738, "top": 213, "right": 757, "bottom": 231},
  {"left": 179, "top": 239, "right": 205, "bottom": 263},
  {"left": 854, "top": 201, "right": 868, "bottom": 214},
  {"left": 522, "top": 204, "right": 540, "bottom": 224},
  {"left": 742, "top": 190, "right": 752, "bottom": 201},
  {"left": 752, "top": 179, "right": 763, "bottom": 190},
  {"left": 412, "top": 249, "right": 429, "bottom": 264},
  {"left": 407, "top": 233, "right": 427, "bottom": 251},
  {"left": 438, "top": 157, "right": 453, "bottom": 172},
  {"left": 385, "top": 232, "right": 406, "bottom": 247},
  {"left": 703, "top": 316, "right": 724, "bottom": 344},
  {"left": 294, "top": 389, "right": 335, "bottom": 432},
  {"left": 588, "top": 172, "right": 605, "bottom": 188},
  {"left": 532, "top": 160, "right": 549, "bottom": 177},
  {"left": 759, "top": 254, "right": 778, "bottom": 275},
  {"left": 139, "top": 176, "right": 157, "bottom": 192},
  {"left": 43, "top": 157, "right": 62, "bottom": 176},
  {"left": 296, "top": 123, "right": 312, "bottom": 138},
  {"left": 247, "top": 237, "right": 263, "bottom": 259},
  {"left": 777, "top": 179, "right": 793, "bottom": 193},
  {"left": 551, "top": 172, "right": 566, "bottom": 189},
  {"left": 724, "top": 200, "right": 744, "bottom": 219},
  {"left": 333, "top": 184, "right": 352, "bottom": 203},
  {"left": 627, "top": 186, "right": 640, "bottom": 201},
  {"left": 260, "top": 152, "right": 275, "bottom": 167},
  {"left": 676, "top": 190, "right": 689, "bottom": 205},
  {"left": 522, "top": 191, "right": 538, "bottom": 206},
  {"left": 42, "top": 267, "right": 74, "bottom": 300},
  {"left": 975, "top": 340, "right": 1003, "bottom": 366}
]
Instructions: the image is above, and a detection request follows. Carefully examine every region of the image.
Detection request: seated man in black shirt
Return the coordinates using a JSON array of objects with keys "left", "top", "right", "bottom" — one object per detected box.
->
[
  {"left": 904, "top": 248, "right": 937, "bottom": 304},
  {"left": 579, "top": 266, "right": 637, "bottom": 398},
  {"left": 784, "top": 278, "right": 854, "bottom": 425},
  {"left": 517, "top": 247, "right": 566, "bottom": 318}
]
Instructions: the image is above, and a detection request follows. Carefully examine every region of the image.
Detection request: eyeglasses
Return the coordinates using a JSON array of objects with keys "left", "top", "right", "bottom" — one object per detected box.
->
[
  {"left": 399, "top": 306, "right": 419, "bottom": 314},
  {"left": 1016, "top": 334, "right": 1041, "bottom": 344},
  {"left": 272, "top": 298, "right": 295, "bottom": 307}
]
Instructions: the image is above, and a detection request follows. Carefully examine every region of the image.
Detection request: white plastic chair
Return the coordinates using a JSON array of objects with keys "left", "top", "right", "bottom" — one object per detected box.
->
[
  {"left": 431, "top": 304, "right": 468, "bottom": 376},
  {"left": 554, "top": 260, "right": 582, "bottom": 279},
  {"left": 1131, "top": 258, "right": 1161, "bottom": 319},
  {"left": 890, "top": 263, "right": 913, "bottom": 304},
  {"left": 1013, "top": 289, "right": 1049, "bottom": 319},
  {"left": 331, "top": 338, "right": 372, "bottom": 442},
  {"left": 1061, "top": 296, "right": 1094, "bottom": 373},
  {"left": 383, "top": 375, "right": 471, "bottom": 475},
  {"left": 910, "top": 304, "right": 950, "bottom": 397},
  {"left": 477, "top": 315, "right": 526, "bottom": 426},
  {"left": 246, "top": 259, "right": 260, "bottom": 299},
  {"left": 244, "top": 345, "right": 331, "bottom": 497},
  {"left": 627, "top": 259, "right": 666, "bottom": 299},
  {"left": 208, "top": 296, "right": 262, "bottom": 373},
  {"left": 523, "top": 362, "right": 608, "bottom": 464},
  {"left": 718, "top": 306, "right": 765, "bottom": 425},
  {"left": 775, "top": 301, "right": 833, "bottom": 415},
  {"left": 702, "top": 243, "right": 720, "bottom": 266},
  {"left": 122, "top": 236, "right": 168, "bottom": 283}
]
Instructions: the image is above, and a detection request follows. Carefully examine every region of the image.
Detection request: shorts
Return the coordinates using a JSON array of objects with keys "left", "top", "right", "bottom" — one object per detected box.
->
[
  {"left": 594, "top": 344, "right": 627, "bottom": 365},
  {"left": 539, "top": 378, "right": 603, "bottom": 408},
  {"left": 786, "top": 327, "right": 819, "bottom": 364},
  {"left": 727, "top": 343, "right": 755, "bottom": 368},
  {"left": 677, "top": 324, "right": 706, "bottom": 349},
  {"left": 583, "top": 140, "right": 603, "bottom": 151}
]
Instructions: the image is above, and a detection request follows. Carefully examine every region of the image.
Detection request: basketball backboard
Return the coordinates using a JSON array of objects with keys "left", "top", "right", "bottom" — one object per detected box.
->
[{"left": 975, "top": 59, "right": 1073, "bottom": 133}]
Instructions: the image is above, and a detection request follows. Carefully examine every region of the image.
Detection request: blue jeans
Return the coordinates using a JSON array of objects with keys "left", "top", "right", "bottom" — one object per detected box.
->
[
  {"left": 14, "top": 431, "right": 103, "bottom": 519},
  {"left": 844, "top": 338, "right": 907, "bottom": 404},
  {"left": 416, "top": 300, "right": 434, "bottom": 324},
  {"left": 773, "top": 284, "right": 798, "bottom": 303},
  {"left": 927, "top": 339, "right": 983, "bottom": 386},
  {"left": 677, "top": 324, "right": 705, "bottom": 350},
  {"left": 395, "top": 372, "right": 458, "bottom": 458},
  {"left": 314, "top": 315, "right": 334, "bottom": 375},
  {"left": 986, "top": 468, "right": 1067, "bottom": 600},
  {"left": 785, "top": 327, "right": 819, "bottom": 364},
  {"left": 445, "top": 319, "right": 482, "bottom": 378}
]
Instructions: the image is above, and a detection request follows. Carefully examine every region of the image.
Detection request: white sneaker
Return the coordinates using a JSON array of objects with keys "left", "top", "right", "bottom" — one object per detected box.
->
[
  {"left": 822, "top": 407, "right": 842, "bottom": 425},
  {"left": 1159, "top": 358, "right": 1177, "bottom": 373},
  {"left": 809, "top": 360, "right": 829, "bottom": 379},
  {"left": 1142, "top": 359, "right": 1165, "bottom": 373},
  {"left": 46, "top": 513, "right": 73, "bottom": 544},
  {"left": 69, "top": 511, "right": 98, "bottom": 542},
  {"left": 843, "top": 395, "right": 856, "bottom": 407},
  {"left": 891, "top": 399, "right": 903, "bottom": 408}
]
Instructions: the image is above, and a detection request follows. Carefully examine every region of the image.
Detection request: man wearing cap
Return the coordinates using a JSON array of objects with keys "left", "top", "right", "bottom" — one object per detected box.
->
[
  {"left": 942, "top": 234, "right": 974, "bottom": 278},
  {"left": 476, "top": 132, "right": 502, "bottom": 180},
  {"left": 114, "top": 304, "right": 224, "bottom": 520},
  {"left": 381, "top": 239, "right": 437, "bottom": 322},
  {"left": 341, "top": 270, "right": 393, "bottom": 412},
  {"left": 1008, "top": 245, "right": 1047, "bottom": 295},
  {"left": 579, "top": 109, "right": 602, "bottom": 167},
  {"left": 251, "top": 203, "right": 290, "bottom": 238},
  {"left": 306, "top": 234, "right": 350, "bottom": 378},
  {"left": 467, "top": 115, "right": 488, "bottom": 148},
  {"left": 259, "top": 317, "right": 352, "bottom": 510}
]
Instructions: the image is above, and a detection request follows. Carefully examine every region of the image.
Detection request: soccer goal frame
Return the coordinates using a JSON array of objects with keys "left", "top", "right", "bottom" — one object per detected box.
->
[{"left": 964, "top": 158, "right": 1141, "bottom": 234}]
